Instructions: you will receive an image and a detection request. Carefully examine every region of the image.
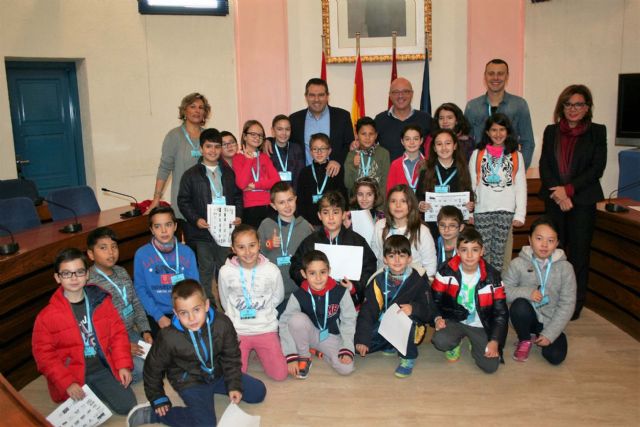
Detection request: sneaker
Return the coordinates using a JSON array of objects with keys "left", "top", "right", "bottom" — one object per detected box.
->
[
  {"left": 513, "top": 339, "right": 533, "bottom": 362},
  {"left": 394, "top": 358, "right": 416, "bottom": 378},
  {"left": 382, "top": 347, "right": 397, "bottom": 356},
  {"left": 445, "top": 344, "right": 461, "bottom": 362},
  {"left": 309, "top": 348, "right": 324, "bottom": 360},
  {"left": 127, "top": 402, "right": 154, "bottom": 427},
  {"left": 296, "top": 357, "right": 312, "bottom": 379}
]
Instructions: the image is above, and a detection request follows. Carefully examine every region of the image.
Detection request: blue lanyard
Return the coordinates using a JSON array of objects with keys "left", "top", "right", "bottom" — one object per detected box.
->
[
  {"left": 277, "top": 217, "right": 295, "bottom": 257},
  {"left": 436, "top": 165, "right": 457, "bottom": 187},
  {"left": 94, "top": 267, "right": 127, "bottom": 306},
  {"left": 383, "top": 269, "right": 408, "bottom": 312},
  {"left": 151, "top": 238, "right": 180, "bottom": 274},
  {"left": 402, "top": 154, "right": 422, "bottom": 190},
  {"left": 239, "top": 266, "right": 257, "bottom": 308},
  {"left": 311, "top": 163, "right": 329, "bottom": 195},
  {"left": 327, "top": 231, "right": 339, "bottom": 245},
  {"left": 274, "top": 143, "right": 289, "bottom": 172},
  {"left": 307, "top": 288, "right": 329, "bottom": 331},
  {"left": 181, "top": 125, "right": 198, "bottom": 151},
  {"left": 188, "top": 320, "right": 214, "bottom": 375},
  {"left": 206, "top": 168, "right": 222, "bottom": 200},
  {"left": 251, "top": 155, "right": 261, "bottom": 182},
  {"left": 437, "top": 236, "right": 456, "bottom": 264},
  {"left": 486, "top": 100, "right": 497, "bottom": 117},
  {"left": 533, "top": 258, "right": 552, "bottom": 296},
  {"left": 359, "top": 152, "right": 372, "bottom": 177},
  {"left": 83, "top": 291, "right": 93, "bottom": 336}
]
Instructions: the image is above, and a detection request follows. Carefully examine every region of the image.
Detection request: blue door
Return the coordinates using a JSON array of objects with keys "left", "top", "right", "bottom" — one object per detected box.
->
[{"left": 6, "top": 61, "right": 86, "bottom": 195}]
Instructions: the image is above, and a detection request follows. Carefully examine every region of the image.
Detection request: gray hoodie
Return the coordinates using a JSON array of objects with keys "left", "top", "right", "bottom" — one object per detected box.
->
[{"left": 503, "top": 246, "right": 576, "bottom": 342}]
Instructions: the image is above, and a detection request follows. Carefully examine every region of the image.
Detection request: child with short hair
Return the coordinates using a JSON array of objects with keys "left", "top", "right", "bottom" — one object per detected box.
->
[
  {"left": 87, "top": 227, "right": 152, "bottom": 383},
  {"left": 218, "top": 224, "right": 288, "bottom": 381},
  {"left": 258, "top": 182, "right": 314, "bottom": 315},
  {"left": 386, "top": 124, "right": 424, "bottom": 193},
  {"left": 296, "top": 133, "right": 348, "bottom": 227},
  {"left": 220, "top": 131, "right": 238, "bottom": 167},
  {"left": 435, "top": 206, "right": 465, "bottom": 267},
  {"left": 469, "top": 113, "right": 527, "bottom": 271},
  {"left": 355, "top": 235, "right": 437, "bottom": 378},
  {"left": 32, "top": 248, "right": 136, "bottom": 415},
  {"left": 177, "top": 128, "right": 243, "bottom": 305},
  {"left": 343, "top": 177, "right": 385, "bottom": 244},
  {"left": 279, "top": 250, "right": 356, "bottom": 378},
  {"left": 371, "top": 184, "right": 437, "bottom": 279},
  {"left": 290, "top": 191, "right": 377, "bottom": 306},
  {"left": 344, "top": 116, "right": 390, "bottom": 201},
  {"left": 127, "top": 279, "right": 266, "bottom": 427},
  {"left": 269, "top": 114, "right": 305, "bottom": 189},
  {"left": 503, "top": 217, "right": 576, "bottom": 365},
  {"left": 233, "top": 120, "right": 281, "bottom": 228},
  {"left": 431, "top": 228, "right": 508, "bottom": 373},
  {"left": 134, "top": 206, "right": 199, "bottom": 337}
]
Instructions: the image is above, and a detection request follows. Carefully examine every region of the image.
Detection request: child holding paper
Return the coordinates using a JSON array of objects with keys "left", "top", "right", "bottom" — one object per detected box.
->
[
  {"left": 290, "top": 191, "right": 377, "bottom": 306},
  {"left": 355, "top": 235, "right": 437, "bottom": 378},
  {"left": 279, "top": 250, "right": 356, "bottom": 379}
]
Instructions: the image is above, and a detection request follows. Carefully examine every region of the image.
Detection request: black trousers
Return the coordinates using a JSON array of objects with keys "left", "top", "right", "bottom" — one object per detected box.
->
[
  {"left": 544, "top": 200, "right": 596, "bottom": 316},
  {"left": 510, "top": 298, "right": 568, "bottom": 365}
]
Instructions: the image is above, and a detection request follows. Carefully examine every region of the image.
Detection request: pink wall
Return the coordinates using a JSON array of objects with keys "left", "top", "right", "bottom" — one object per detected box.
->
[
  {"left": 234, "top": 0, "right": 290, "bottom": 131},
  {"left": 466, "top": 0, "right": 525, "bottom": 99}
]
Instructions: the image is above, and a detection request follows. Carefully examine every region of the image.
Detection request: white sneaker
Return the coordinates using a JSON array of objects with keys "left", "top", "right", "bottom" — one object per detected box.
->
[{"left": 127, "top": 402, "right": 154, "bottom": 427}]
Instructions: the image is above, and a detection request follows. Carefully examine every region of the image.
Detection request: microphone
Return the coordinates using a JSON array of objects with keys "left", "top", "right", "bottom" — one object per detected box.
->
[
  {"left": 605, "top": 179, "right": 640, "bottom": 213},
  {"left": 45, "top": 199, "right": 83, "bottom": 233},
  {"left": 101, "top": 188, "right": 142, "bottom": 218},
  {"left": 0, "top": 225, "right": 19, "bottom": 256}
]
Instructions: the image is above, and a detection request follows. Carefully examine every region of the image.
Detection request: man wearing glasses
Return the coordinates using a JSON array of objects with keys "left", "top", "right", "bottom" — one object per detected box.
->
[
  {"left": 464, "top": 58, "right": 535, "bottom": 169},
  {"left": 374, "top": 77, "right": 432, "bottom": 160}
]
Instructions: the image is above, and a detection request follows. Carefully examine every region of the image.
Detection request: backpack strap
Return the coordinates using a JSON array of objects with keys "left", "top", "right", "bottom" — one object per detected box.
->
[{"left": 476, "top": 148, "right": 519, "bottom": 185}]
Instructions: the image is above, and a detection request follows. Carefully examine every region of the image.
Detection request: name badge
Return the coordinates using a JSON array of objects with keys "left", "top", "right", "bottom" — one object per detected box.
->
[
  {"left": 312, "top": 194, "right": 322, "bottom": 204},
  {"left": 533, "top": 295, "right": 550, "bottom": 309},
  {"left": 213, "top": 196, "right": 226, "bottom": 205},
  {"left": 276, "top": 255, "right": 291, "bottom": 266},
  {"left": 240, "top": 308, "right": 256, "bottom": 320},
  {"left": 434, "top": 185, "right": 449, "bottom": 193},
  {"left": 191, "top": 149, "right": 201, "bottom": 158},
  {"left": 84, "top": 346, "right": 97, "bottom": 357},
  {"left": 279, "top": 171, "right": 292, "bottom": 181},
  {"left": 122, "top": 304, "right": 134, "bottom": 318},
  {"left": 171, "top": 273, "right": 185, "bottom": 285},
  {"left": 319, "top": 328, "right": 329, "bottom": 342}
]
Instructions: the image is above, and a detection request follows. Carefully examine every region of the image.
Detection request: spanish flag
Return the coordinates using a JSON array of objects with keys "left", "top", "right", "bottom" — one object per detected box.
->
[
  {"left": 387, "top": 45, "right": 397, "bottom": 108},
  {"left": 351, "top": 53, "right": 365, "bottom": 127},
  {"left": 320, "top": 49, "right": 327, "bottom": 82}
]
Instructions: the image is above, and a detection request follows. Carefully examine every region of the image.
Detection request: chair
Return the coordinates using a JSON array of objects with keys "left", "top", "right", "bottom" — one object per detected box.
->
[
  {"left": 0, "top": 179, "right": 43, "bottom": 205},
  {"left": 0, "top": 197, "right": 41, "bottom": 236},
  {"left": 45, "top": 186, "right": 101, "bottom": 221}
]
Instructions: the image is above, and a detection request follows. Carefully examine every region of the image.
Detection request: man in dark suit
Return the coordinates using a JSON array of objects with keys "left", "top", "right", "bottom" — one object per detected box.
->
[{"left": 289, "top": 78, "right": 354, "bottom": 175}]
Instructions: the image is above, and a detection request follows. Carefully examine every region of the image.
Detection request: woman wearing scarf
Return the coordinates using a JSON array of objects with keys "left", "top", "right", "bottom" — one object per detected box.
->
[{"left": 539, "top": 84, "right": 607, "bottom": 320}]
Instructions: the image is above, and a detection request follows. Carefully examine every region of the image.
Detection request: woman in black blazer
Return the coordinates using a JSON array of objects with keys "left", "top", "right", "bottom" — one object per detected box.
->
[{"left": 539, "top": 84, "right": 607, "bottom": 320}]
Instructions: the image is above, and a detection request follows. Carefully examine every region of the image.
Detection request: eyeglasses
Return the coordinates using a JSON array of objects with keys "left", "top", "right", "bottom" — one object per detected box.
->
[
  {"left": 244, "top": 132, "right": 264, "bottom": 140},
  {"left": 390, "top": 89, "right": 413, "bottom": 96},
  {"left": 311, "top": 147, "right": 330, "bottom": 153},
  {"left": 58, "top": 269, "right": 88, "bottom": 279},
  {"left": 563, "top": 102, "right": 587, "bottom": 110},
  {"left": 221, "top": 142, "right": 236, "bottom": 148},
  {"left": 438, "top": 224, "right": 460, "bottom": 231}
]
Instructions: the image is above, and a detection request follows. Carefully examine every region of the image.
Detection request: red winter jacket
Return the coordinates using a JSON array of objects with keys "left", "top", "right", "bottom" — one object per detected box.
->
[{"left": 32, "top": 285, "right": 133, "bottom": 402}]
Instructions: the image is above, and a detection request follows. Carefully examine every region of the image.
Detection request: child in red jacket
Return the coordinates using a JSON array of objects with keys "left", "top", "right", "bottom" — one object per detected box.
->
[{"left": 32, "top": 248, "right": 136, "bottom": 415}]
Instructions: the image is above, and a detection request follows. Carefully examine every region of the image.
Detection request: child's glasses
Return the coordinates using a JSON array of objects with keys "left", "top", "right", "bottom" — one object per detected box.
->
[{"left": 58, "top": 269, "right": 88, "bottom": 279}]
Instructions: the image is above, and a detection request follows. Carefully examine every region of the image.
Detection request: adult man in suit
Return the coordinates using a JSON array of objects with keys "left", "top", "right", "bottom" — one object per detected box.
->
[{"left": 289, "top": 78, "right": 354, "bottom": 175}]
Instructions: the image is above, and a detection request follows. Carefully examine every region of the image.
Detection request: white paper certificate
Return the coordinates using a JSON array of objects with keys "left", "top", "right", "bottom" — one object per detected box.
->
[
  {"left": 378, "top": 303, "right": 413, "bottom": 356},
  {"left": 350, "top": 209, "right": 375, "bottom": 243},
  {"left": 207, "top": 204, "right": 236, "bottom": 247},
  {"left": 314, "top": 243, "right": 363, "bottom": 281},
  {"left": 423, "top": 191, "right": 470, "bottom": 222},
  {"left": 46, "top": 385, "right": 112, "bottom": 427},
  {"left": 218, "top": 403, "right": 261, "bottom": 427}
]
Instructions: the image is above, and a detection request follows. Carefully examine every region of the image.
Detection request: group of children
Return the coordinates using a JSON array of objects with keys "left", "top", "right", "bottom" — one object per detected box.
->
[{"left": 31, "top": 110, "right": 575, "bottom": 426}]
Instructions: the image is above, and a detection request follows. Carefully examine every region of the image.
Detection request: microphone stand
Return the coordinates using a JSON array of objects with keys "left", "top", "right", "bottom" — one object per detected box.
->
[
  {"left": 0, "top": 225, "right": 19, "bottom": 255},
  {"left": 45, "top": 199, "right": 83, "bottom": 233},
  {"left": 605, "top": 180, "right": 640, "bottom": 213},
  {"left": 101, "top": 188, "right": 142, "bottom": 218}
]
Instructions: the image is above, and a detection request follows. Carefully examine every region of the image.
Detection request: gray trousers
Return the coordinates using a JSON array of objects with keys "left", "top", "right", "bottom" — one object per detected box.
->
[
  {"left": 287, "top": 312, "right": 354, "bottom": 375},
  {"left": 194, "top": 239, "right": 229, "bottom": 304},
  {"left": 432, "top": 320, "right": 500, "bottom": 374}
]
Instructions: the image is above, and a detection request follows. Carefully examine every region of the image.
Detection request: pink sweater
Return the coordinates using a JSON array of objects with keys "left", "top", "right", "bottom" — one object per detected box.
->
[{"left": 233, "top": 152, "right": 281, "bottom": 207}]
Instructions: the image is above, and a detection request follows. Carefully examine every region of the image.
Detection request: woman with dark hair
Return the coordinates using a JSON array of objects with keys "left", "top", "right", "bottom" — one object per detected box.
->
[
  {"left": 539, "top": 84, "right": 606, "bottom": 320},
  {"left": 149, "top": 92, "right": 212, "bottom": 217},
  {"left": 424, "top": 103, "right": 475, "bottom": 161}
]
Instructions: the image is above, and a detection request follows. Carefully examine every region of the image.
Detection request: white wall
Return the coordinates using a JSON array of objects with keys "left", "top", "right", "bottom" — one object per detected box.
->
[
  {"left": 287, "top": 0, "right": 468, "bottom": 118},
  {"left": 524, "top": 0, "right": 640, "bottom": 194},
  {"left": 0, "top": 0, "right": 239, "bottom": 209}
]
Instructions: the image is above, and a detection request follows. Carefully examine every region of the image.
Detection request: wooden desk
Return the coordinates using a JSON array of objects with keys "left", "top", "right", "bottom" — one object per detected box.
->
[
  {"left": 588, "top": 198, "right": 640, "bottom": 340},
  {"left": 0, "top": 207, "right": 149, "bottom": 389},
  {"left": 0, "top": 374, "right": 49, "bottom": 426}
]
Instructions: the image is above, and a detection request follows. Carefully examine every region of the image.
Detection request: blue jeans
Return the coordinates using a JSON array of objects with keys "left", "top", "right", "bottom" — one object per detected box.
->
[{"left": 156, "top": 374, "right": 266, "bottom": 427}]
